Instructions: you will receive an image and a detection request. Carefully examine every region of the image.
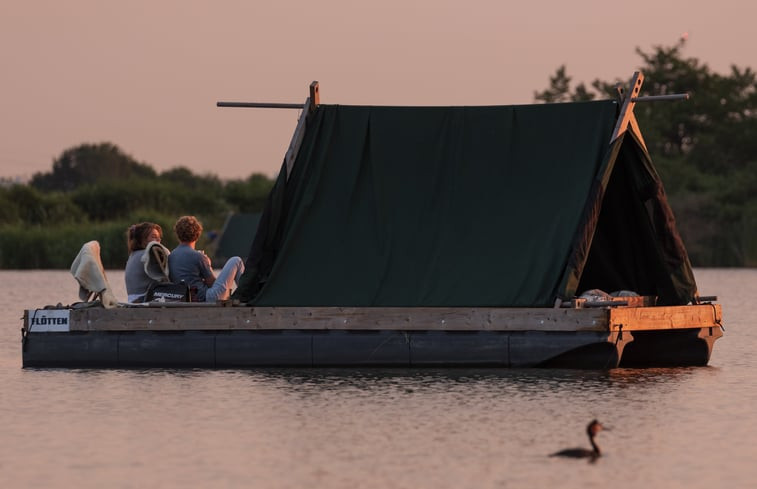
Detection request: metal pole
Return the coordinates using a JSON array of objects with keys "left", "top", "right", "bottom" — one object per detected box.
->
[
  {"left": 216, "top": 102, "right": 304, "bottom": 109},
  {"left": 631, "top": 93, "right": 690, "bottom": 102}
]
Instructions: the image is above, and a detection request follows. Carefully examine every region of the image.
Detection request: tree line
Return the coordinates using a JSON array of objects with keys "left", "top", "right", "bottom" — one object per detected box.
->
[
  {"left": 534, "top": 40, "right": 757, "bottom": 267},
  {"left": 0, "top": 143, "right": 274, "bottom": 268}
]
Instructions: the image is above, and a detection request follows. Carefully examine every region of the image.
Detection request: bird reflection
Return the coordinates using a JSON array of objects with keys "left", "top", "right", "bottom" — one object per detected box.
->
[{"left": 549, "top": 419, "right": 606, "bottom": 461}]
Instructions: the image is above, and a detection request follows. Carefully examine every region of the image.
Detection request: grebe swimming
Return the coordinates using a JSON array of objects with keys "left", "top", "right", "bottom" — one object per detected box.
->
[{"left": 549, "top": 419, "right": 605, "bottom": 460}]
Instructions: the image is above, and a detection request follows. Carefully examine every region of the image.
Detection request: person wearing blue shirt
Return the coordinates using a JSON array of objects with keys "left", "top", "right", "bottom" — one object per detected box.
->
[{"left": 168, "top": 215, "right": 244, "bottom": 302}]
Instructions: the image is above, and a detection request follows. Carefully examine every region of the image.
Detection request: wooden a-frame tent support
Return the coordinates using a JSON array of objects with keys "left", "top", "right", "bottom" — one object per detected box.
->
[{"left": 609, "top": 71, "right": 690, "bottom": 152}]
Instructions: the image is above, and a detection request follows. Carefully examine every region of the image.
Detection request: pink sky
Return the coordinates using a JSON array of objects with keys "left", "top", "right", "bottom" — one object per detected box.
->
[{"left": 1, "top": 0, "right": 754, "bottom": 181}]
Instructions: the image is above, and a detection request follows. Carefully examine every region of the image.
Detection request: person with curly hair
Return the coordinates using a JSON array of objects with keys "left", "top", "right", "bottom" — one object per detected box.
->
[
  {"left": 124, "top": 222, "right": 164, "bottom": 302},
  {"left": 168, "top": 215, "right": 244, "bottom": 302}
]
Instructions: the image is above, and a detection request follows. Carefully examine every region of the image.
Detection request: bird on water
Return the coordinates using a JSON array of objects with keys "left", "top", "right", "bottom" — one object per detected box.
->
[{"left": 549, "top": 419, "right": 606, "bottom": 460}]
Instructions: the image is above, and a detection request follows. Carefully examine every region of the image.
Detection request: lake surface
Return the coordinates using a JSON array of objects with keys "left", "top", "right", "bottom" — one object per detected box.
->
[{"left": 1, "top": 269, "right": 754, "bottom": 488}]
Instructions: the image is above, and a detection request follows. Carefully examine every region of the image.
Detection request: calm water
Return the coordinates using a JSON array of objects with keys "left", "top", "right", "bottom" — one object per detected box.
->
[{"left": 0, "top": 269, "right": 754, "bottom": 488}]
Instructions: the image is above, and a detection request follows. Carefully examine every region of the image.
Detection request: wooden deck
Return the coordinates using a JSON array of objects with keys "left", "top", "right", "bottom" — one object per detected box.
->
[{"left": 53, "top": 303, "right": 722, "bottom": 333}]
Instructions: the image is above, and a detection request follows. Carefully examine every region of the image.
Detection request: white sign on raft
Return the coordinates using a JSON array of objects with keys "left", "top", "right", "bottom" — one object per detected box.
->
[{"left": 26, "top": 309, "right": 71, "bottom": 332}]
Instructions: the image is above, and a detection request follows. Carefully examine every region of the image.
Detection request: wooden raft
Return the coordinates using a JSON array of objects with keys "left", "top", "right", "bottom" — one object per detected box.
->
[{"left": 65, "top": 304, "right": 722, "bottom": 333}]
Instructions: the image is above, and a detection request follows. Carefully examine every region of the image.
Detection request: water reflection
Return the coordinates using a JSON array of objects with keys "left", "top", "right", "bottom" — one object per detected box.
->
[
  {"left": 26, "top": 364, "right": 719, "bottom": 394},
  {"left": 154, "top": 364, "right": 720, "bottom": 404},
  {"left": 235, "top": 365, "right": 713, "bottom": 388},
  {"left": 608, "top": 365, "right": 720, "bottom": 384}
]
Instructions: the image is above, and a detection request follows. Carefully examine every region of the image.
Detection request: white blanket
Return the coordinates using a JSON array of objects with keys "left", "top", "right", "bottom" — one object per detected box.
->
[{"left": 70, "top": 241, "right": 119, "bottom": 308}]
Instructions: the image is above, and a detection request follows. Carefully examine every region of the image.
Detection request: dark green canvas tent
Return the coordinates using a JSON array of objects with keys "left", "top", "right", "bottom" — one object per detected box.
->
[{"left": 234, "top": 96, "right": 696, "bottom": 308}]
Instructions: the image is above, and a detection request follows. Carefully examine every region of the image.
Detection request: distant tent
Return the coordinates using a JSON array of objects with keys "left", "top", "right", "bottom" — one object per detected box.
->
[
  {"left": 213, "top": 213, "right": 261, "bottom": 265},
  {"left": 233, "top": 90, "right": 696, "bottom": 307}
]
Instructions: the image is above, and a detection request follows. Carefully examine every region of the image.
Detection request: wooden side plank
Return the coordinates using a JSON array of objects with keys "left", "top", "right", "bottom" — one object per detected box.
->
[
  {"left": 67, "top": 305, "right": 721, "bottom": 333},
  {"left": 609, "top": 304, "right": 722, "bottom": 331},
  {"left": 70, "top": 306, "right": 611, "bottom": 332}
]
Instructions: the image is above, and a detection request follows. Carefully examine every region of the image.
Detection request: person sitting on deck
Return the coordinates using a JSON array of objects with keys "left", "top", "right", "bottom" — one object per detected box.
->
[
  {"left": 168, "top": 215, "right": 244, "bottom": 302},
  {"left": 124, "top": 222, "right": 167, "bottom": 303}
]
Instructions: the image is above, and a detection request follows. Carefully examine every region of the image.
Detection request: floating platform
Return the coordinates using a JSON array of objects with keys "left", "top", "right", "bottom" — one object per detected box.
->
[
  {"left": 22, "top": 301, "right": 723, "bottom": 369},
  {"left": 23, "top": 73, "right": 726, "bottom": 369}
]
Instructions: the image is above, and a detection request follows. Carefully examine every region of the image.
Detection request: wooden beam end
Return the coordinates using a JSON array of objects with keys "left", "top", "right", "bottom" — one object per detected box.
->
[{"left": 309, "top": 81, "right": 320, "bottom": 111}]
